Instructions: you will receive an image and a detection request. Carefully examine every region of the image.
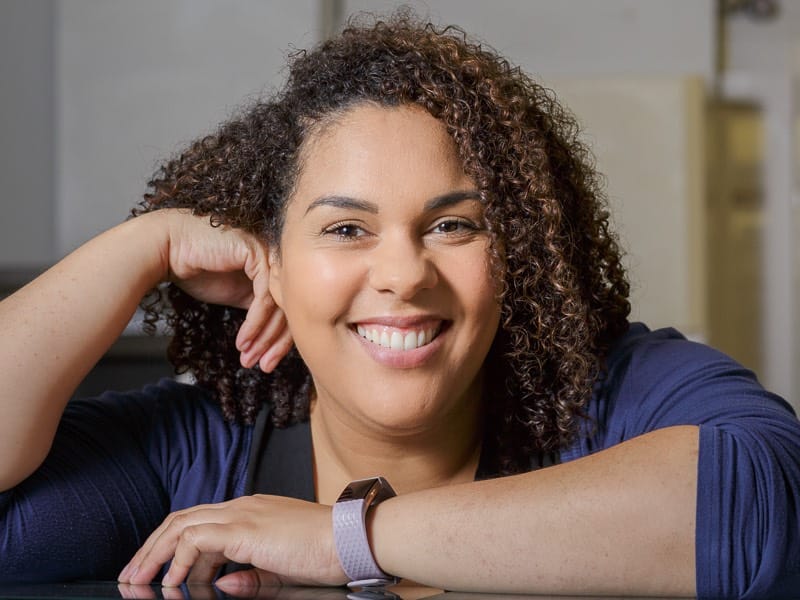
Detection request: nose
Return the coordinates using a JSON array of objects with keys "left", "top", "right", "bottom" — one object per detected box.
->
[{"left": 367, "top": 234, "right": 438, "bottom": 299}]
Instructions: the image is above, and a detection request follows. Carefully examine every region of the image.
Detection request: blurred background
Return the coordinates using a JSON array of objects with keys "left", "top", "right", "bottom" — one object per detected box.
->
[{"left": 1, "top": 0, "right": 798, "bottom": 411}]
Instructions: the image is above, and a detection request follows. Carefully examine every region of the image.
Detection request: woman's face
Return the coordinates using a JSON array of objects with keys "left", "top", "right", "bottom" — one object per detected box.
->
[{"left": 269, "top": 103, "right": 501, "bottom": 435}]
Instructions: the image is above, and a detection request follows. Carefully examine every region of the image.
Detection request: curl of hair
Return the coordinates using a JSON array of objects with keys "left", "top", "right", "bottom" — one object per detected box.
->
[{"left": 132, "top": 11, "right": 630, "bottom": 475}]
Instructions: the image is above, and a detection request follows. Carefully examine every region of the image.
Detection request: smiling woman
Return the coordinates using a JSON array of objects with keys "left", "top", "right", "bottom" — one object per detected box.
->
[
  {"left": 271, "top": 105, "right": 500, "bottom": 456},
  {"left": 1, "top": 11, "right": 799, "bottom": 600}
]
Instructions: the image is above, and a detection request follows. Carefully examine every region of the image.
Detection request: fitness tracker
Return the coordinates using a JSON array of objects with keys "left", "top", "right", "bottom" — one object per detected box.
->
[{"left": 332, "top": 476, "right": 399, "bottom": 588}]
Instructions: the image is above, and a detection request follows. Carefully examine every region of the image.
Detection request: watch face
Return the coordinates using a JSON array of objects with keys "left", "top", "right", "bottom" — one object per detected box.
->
[{"left": 337, "top": 477, "right": 396, "bottom": 504}]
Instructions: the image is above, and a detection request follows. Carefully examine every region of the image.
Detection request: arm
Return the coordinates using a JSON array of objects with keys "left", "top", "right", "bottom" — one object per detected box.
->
[
  {"left": 0, "top": 209, "right": 289, "bottom": 491},
  {"left": 121, "top": 425, "right": 697, "bottom": 595},
  {"left": 0, "top": 214, "right": 167, "bottom": 490},
  {"left": 122, "top": 403, "right": 799, "bottom": 597},
  {"left": 371, "top": 425, "right": 698, "bottom": 596}
]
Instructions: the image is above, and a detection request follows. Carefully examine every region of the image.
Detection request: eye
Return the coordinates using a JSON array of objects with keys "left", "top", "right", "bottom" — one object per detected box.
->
[
  {"left": 430, "top": 218, "right": 480, "bottom": 235},
  {"left": 321, "top": 222, "right": 367, "bottom": 240}
]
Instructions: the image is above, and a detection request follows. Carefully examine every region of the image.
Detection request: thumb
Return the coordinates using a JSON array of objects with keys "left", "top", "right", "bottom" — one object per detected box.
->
[{"left": 215, "top": 568, "right": 284, "bottom": 596}]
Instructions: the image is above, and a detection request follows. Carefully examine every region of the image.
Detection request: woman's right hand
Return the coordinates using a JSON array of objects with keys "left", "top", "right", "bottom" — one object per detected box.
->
[{"left": 161, "top": 209, "right": 292, "bottom": 372}]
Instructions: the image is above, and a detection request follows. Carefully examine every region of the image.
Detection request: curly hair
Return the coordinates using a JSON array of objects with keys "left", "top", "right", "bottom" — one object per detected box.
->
[{"left": 133, "top": 12, "right": 630, "bottom": 475}]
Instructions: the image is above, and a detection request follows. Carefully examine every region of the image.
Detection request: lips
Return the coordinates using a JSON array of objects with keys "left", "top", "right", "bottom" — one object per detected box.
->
[{"left": 355, "top": 322, "right": 443, "bottom": 351}]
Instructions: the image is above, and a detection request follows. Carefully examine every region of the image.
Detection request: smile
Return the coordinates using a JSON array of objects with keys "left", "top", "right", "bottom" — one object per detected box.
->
[{"left": 355, "top": 322, "right": 443, "bottom": 351}]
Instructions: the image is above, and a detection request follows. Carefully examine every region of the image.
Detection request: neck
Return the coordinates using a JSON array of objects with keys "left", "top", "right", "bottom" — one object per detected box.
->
[{"left": 310, "top": 390, "right": 484, "bottom": 505}]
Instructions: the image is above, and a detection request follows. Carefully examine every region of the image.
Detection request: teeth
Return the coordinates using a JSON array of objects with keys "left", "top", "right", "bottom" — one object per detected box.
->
[
  {"left": 404, "top": 332, "right": 416, "bottom": 350},
  {"left": 356, "top": 324, "right": 442, "bottom": 351},
  {"left": 390, "top": 331, "right": 402, "bottom": 350}
]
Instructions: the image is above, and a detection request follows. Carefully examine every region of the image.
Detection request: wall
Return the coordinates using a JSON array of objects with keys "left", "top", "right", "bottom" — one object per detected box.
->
[
  {"left": 344, "top": 0, "right": 714, "bottom": 77},
  {"left": 550, "top": 77, "right": 707, "bottom": 336},
  {"left": 723, "top": 4, "right": 799, "bottom": 403},
  {"left": 56, "top": 0, "right": 319, "bottom": 256},
  {"left": 0, "top": 0, "right": 55, "bottom": 268}
]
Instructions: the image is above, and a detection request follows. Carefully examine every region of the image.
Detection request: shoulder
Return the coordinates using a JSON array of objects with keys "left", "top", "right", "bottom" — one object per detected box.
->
[
  {"left": 564, "top": 323, "right": 796, "bottom": 457},
  {"left": 605, "top": 323, "right": 793, "bottom": 415},
  {"left": 605, "top": 322, "right": 743, "bottom": 383}
]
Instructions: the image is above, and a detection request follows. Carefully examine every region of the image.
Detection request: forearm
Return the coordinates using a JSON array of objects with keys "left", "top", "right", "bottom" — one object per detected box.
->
[
  {"left": 370, "top": 425, "right": 698, "bottom": 596},
  {"left": 0, "top": 213, "right": 167, "bottom": 490}
]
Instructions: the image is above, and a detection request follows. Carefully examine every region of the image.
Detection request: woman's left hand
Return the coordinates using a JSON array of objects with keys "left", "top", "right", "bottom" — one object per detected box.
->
[{"left": 117, "top": 495, "right": 348, "bottom": 589}]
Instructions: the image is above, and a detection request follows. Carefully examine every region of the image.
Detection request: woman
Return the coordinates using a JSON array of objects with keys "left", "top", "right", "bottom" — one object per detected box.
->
[{"left": 2, "top": 14, "right": 799, "bottom": 599}]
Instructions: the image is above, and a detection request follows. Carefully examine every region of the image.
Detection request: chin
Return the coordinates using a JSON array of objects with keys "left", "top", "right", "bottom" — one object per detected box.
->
[{"left": 354, "top": 392, "right": 461, "bottom": 434}]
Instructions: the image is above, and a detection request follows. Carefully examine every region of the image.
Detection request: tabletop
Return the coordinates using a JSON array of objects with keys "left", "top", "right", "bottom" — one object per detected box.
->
[{"left": 0, "top": 582, "right": 692, "bottom": 600}]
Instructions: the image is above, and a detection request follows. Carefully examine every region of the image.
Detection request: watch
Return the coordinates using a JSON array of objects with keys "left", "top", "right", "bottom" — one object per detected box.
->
[{"left": 332, "top": 476, "right": 399, "bottom": 588}]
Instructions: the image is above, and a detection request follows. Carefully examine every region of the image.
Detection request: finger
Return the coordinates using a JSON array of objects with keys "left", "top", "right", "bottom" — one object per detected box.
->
[
  {"left": 116, "top": 584, "right": 135, "bottom": 600},
  {"left": 215, "top": 568, "right": 283, "bottom": 597},
  {"left": 186, "top": 550, "right": 227, "bottom": 584},
  {"left": 162, "top": 523, "right": 238, "bottom": 587},
  {"left": 181, "top": 584, "right": 220, "bottom": 600},
  {"left": 241, "top": 240, "right": 272, "bottom": 299},
  {"left": 236, "top": 242, "right": 275, "bottom": 352},
  {"left": 160, "top": 525, "right": 206, "bottom": 587},
  {"left": 122, "top": 505, "right": 228, "bottom": 584},
  {"left": 117, "top": 583, "right": 156, "bottom": 600},
  {"left": 235, "top": 292, "right": 277, "bottom": 354},
  {"left": 257, "top": 326, "right": 294, "bottom": 373},
  {"left": 241, "top": 308, "right": 289, "bottom": 369},
  {"left": 160, "top": 587, "right": 186, "bottom": 600},
  {"left": 121, "top": 514, "right": 182, "bottom": 583},
  {"left": 120, "top": 510, "right": 183, "bottom": 582}
]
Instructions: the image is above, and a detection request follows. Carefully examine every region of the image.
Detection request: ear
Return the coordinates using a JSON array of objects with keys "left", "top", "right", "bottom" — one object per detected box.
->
[{"left": 268, "top": 247, "right": 284, "bottom": 309}]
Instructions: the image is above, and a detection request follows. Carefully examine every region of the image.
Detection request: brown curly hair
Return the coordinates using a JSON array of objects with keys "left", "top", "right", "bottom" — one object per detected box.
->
[{"left": 133, "top": 12, "right": 630, "bottom": 475}]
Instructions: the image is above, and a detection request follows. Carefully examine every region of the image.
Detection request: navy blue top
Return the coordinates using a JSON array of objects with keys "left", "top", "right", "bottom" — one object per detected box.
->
[
  {"left": 2, "top": 323, "right": 799, "bottom": 598},
  {"left": 0, "top": 380, "right": 251, "bottom": 582}
]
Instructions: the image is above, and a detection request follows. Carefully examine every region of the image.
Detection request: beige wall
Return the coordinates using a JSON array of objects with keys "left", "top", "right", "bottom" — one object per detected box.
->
[
  {"left": 547, "top": 77, "right": 707, "bottom": 338},
  {"left": 56, "top": 0, "right": 319, "bottom": 256}
]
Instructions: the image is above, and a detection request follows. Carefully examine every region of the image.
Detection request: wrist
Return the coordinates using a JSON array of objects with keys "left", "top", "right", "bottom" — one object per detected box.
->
[
  {"left": 332, "top": 477, "right": 398, "bottom": 588},
  {"left": 125, "top": 209, "right": 175, "bottom": 286}
]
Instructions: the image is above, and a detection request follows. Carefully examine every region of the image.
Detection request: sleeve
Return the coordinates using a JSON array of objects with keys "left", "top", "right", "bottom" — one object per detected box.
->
[
  {"left": 569, "top": 326, "right": 800, "bottom": 599},
  {"left": 0, "top": 379, "right": 251, "bottom": 583}
]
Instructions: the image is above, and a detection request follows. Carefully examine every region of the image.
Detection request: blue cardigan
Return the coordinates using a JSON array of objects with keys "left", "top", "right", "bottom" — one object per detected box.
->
[{"left": 2, "top": 323, "right": 799, "bottom": 598}]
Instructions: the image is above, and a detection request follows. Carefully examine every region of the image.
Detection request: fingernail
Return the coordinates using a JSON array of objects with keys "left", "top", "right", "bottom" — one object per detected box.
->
[
  {"left": 239, "top": 339, "right": 252, "bottom": 353},
  {"left": 118, "top": 564, "right": 130, "bottom": 581}
]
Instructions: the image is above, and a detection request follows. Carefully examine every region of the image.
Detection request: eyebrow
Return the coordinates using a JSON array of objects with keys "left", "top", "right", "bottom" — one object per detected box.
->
[{"left": 304, "top": 189, "right": 482, "bottom": 215}]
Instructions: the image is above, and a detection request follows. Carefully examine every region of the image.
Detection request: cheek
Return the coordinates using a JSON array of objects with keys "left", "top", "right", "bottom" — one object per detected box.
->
[
  {"left": 470, "top": 281, "right": 502, "bottom": 338},
  {"left": 455, "top": 258, "right": 502, "bottom": 351},
  {"left": 278, "top": 251, "right": 365, "bottom": 325},
  {"left": 448, "top": 252, "right": 499, "bottom": 312}
]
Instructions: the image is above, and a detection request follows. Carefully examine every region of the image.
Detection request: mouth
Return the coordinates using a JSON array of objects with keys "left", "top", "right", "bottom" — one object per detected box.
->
[{"left": 353, "top": 321, "right": 445, "bottom": 351}]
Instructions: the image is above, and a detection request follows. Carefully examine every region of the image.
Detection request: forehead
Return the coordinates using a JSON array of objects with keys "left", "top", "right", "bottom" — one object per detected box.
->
[{"left": 291, "top": 103, "right": 471, "bottom": 204}]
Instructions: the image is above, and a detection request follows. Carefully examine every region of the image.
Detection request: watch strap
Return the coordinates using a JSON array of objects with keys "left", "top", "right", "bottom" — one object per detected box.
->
[{"left": 332, "top": 478, "right": 398, "bottom": 587}]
